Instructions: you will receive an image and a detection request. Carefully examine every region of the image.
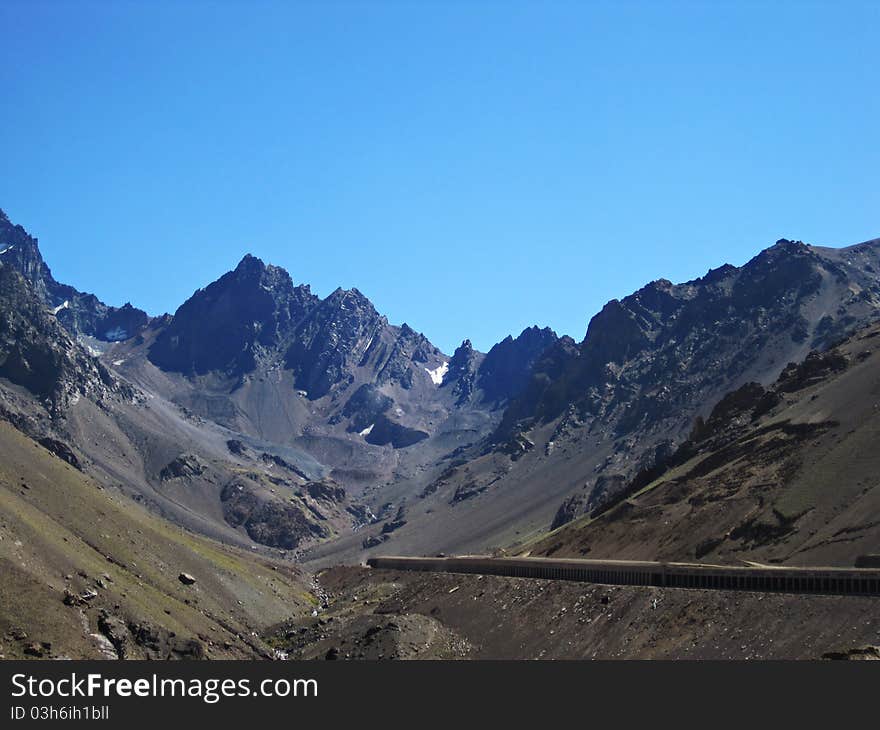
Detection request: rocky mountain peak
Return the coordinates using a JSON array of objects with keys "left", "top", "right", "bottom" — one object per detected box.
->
[
  {"left": 450, "top": 338, "right": 474, "bottom": 360},
  {"left": 0, "top": 262, "right": 129, "bottom": 414},
  {"left": 324, "top": 286, "right": 376, "bottom": 313},
  {"left": 0, "top": 210, "right": 149, "bottom": 342},
  {"left": 498, "top": 235, "right": 880, "bottom": 445},
  {"left": 477, "top": 325, "right": 558, "bottom": 404},
  {"left": 234, "top": 252, "right": 264, "bottom": 273},
  {"left": 283, "top": 286, "right": 388, "bottom": 398},
  {"left": 149, "top": 255, "right": 319, "bottom": 375},
  {"left": 447, "top": 339, "right": 478, "bottom": 380},
  {"left": 230, "top": 253, "right": 302, "bottom": 293},
  {"left": 774, "top": 237, "right": 806, "bottom": 249},
  {"left": 701, "top": 263, "right": 737, "bottom": 284},
  {"left": 443, "top": 339, "right": 481, "bottom": 404},
  {"left": 0, "top": 209, "right": 53, "bottom": 301}
]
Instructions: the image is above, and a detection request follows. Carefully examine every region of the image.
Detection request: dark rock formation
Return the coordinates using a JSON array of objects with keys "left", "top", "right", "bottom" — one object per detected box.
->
[
  {"left": 305, "top": 481, "right": 346, "bottom": 503},
  {"left": 149, "top": 254, "right": 319, "bottom": 376},
  {"left": 260, "top": 452, "right": 308, "bottom": 479},
  {"left": 38, "top": 437, "right": 81, "bottom": 470},
  {"left": 477, "top": 326, "right": 558, "bottom": 404},
  {"left": 380, "top": 504, "right": 407, "bottom": 534},
  {"left": 221, "top": 479, "right": 327, "bottom": 549},
  {"left": 689, "top": 382, "right": 774, "bottom": 443},
  {"left": 496, "top": 336, "right": 581, "bottom": 437},
  {"left": 444, "top": 339, "right": 481, "bottom": 405},
  {"left": 284, "top": 287, "right": 384, "bottom": 397},
  {"left": 450, "top": 481, "right": 488, "bottom": 504},
  {"left": 0, "top": 262, "right": 128, "bottom": 412},
  {"left": 551, "top": 493, "right": 588, "bottom": 531},
  {"left": 159, "top": 454, "right": 204, "bottom": 481},
  {"left": 776, "top": 350, "right": 849, "bottom": 393},
  {"left": 226, "top": 439, "right": 248, "bottom": 456},
  {"left": 0, "top": 209, "right": 149, "bottom": 341},
  {"left": 342, "top": 384, "right": 393, "bottom": 433},
  {"left": 501, "top": 432, "right": 535, "bottom": 461},
  {"left": 362, "top": 534, "right": 388, "bottom": 549},
  {"left": 363, "top": 414, "right": 429, "bottom": 449}
]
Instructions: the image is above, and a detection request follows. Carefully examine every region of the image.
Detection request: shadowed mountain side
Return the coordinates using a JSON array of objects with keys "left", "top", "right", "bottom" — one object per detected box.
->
[{"left": 0, "top": 261, "right": 131, "bottom": 414}]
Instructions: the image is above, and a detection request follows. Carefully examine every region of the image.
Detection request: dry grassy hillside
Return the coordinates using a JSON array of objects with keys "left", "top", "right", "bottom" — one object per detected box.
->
[{"left": 0, "top": 421, "right": 315, "bottom": 659}]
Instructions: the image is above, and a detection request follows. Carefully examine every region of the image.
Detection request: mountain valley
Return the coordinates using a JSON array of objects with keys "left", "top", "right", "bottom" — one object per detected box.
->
[{"left": 3, "top": 206, "right": 880, "bottom": 659}]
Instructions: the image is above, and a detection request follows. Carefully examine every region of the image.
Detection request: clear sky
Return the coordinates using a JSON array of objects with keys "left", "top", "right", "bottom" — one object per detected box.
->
[{"left": 1, "top": 1, "right": 877, "bottom": 353}]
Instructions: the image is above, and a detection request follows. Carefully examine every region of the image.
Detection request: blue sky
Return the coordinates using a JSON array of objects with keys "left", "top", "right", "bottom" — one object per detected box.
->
[{"left": 1, "top": 1, "right": 877, "bottom": 353}]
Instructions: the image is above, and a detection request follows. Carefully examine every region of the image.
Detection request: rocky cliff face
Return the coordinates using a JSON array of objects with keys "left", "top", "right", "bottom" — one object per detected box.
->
[
  {"left": 500, "top": 239, "right": 880, "bottom": 443},
  {"left": 147, "top": 254, "right": 454, "bottom": 399},
  {"left": 0, "top": 209, "right": 149, "bottom": 342},
  {"left": 490, "top": 238, "right": 880, "bottom": 534},
  {"left": 286, "top": 293, "right": 457, "bottom": 401},
  {"left": 0, "top": 262, "right": 129, "bottom": 414},
  {"left": 477, "top": 326, "right": 559, "bottom": 405},
  {"left": 143, "top": 252, "right": 553, "bottom": 462},
  {"left": 148, "top": 254, "right": 320, "bottom": 376},
  {"left": 443, "top": 339, "right": 481, "bottom": 405}
]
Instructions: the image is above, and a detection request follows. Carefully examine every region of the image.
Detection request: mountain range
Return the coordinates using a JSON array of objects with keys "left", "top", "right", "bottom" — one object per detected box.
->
[
  {"left": 3, "top": 205, "right": 880, "bottom": 657},
  {"left": 4, "top": 208, "right": 880, "bottom": 559}
]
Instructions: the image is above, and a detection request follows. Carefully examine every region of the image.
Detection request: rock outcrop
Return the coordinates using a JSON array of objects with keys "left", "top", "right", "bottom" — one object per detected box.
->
[
  {"left": 149, "top": 254, "right": 320, "bottom": 376},
  {"left": 0, "top": 262, "right": 129, "bottom": 413},
  {"left": 477, "top": 326, "right": 559, "bottom": 404},
  {"left": 0, "top": 209, "right": 149, "bottom": 341}
]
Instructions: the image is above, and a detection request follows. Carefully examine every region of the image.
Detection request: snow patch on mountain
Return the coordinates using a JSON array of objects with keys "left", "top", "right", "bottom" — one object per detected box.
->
[
  {"left": 104, "top": 327, "right": 128, "bottom": 342},
  {"left": 51, "top": 300, "right": 69, "bottom": 315},
  {"left": 425, "top": 361, "right": 449, "bottom": 385},
  {"left": 359, "top": 423, "right": 374, "bottom": 437}
]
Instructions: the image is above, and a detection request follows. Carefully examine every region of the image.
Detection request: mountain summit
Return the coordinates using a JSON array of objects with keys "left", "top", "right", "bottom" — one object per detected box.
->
[
  {"left": 149, "top": 253, "right": 319, "bottom": 375},
  {"left": 0, "top": 209, "right": 149, "bottom": 342}
]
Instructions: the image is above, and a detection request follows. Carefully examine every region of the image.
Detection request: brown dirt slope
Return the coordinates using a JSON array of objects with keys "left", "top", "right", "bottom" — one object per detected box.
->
[{"left": 277, "top": 566, "right": 880, "bottom": 660}]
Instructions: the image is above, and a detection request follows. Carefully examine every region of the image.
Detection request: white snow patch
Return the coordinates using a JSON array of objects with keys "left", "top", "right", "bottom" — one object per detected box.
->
[
  {"left": 0, "top": 245, "right": 12, "bottom": 255},
  {"left": 51, "top": 300, "right": 69, "bottom": 315},
  {"left": 103, "top": 327, "right": 128, "bottom": 342},
  {"left": 84, "top": 345, "right": 102, "bottom": 357},
  {"left": 425, "top": 361, "right": 449, "bottom": 385},
  {"left": 359, "top": 423, "right": 374, "bottom": 437},
  {"left": 112, "top": 359, "right": 125, "bottom": 367}
]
